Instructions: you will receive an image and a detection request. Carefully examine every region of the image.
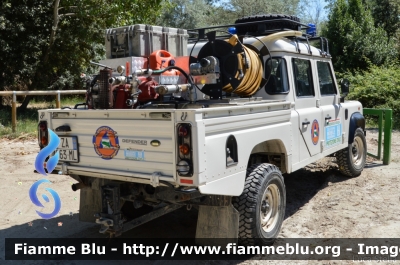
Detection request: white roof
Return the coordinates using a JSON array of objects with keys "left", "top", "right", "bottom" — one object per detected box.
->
[
  {"left": 243, "top": 37, "right": 323, "bottom": 56},
  {"left": 188, "top": 35, "right": 324, "bottom": 58}
]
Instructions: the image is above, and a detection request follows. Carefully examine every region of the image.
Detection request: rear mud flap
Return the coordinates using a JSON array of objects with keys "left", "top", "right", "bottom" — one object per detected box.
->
[{"left": 196, "top": 204, "right": 239, "bottom": 245}]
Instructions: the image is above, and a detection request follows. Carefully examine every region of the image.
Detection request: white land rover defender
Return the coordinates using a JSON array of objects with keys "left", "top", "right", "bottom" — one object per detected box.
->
[{"left": 37, "top": 15, "right": 366, "bottom": 244}]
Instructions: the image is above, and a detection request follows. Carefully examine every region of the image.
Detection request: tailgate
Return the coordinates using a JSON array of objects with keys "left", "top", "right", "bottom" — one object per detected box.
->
[{"left": 47, "top": 110, "right": 177, "bottom": 182}]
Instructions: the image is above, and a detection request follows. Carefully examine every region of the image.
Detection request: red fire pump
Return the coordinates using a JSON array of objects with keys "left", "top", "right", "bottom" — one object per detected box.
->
[{"left": 86, "top": 49, "right": 181, "bottom": 109}]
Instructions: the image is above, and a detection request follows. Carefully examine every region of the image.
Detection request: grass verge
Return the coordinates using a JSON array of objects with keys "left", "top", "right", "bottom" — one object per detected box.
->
[
  {"left": 0, "top": 106, "right": 40, "bottom": 139},
  {"left": 0, "top": 96, "right": 85, "bottom": 139}
]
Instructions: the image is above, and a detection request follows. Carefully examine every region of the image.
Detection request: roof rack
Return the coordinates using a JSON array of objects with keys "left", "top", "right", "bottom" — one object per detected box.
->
[
  {"left": 188, "top": 17, "right": 330, "bottom": 58},
  {"left": 188, "top": 18, "right": 309, "bottom": 43},
  {"left": 285, "top": 35, "right": 330, "bottom": 57}
]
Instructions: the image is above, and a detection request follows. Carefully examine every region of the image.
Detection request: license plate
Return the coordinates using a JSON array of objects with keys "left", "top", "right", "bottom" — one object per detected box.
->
[{"left": 57, "top": 136, "right": 79, "bottom": 162}]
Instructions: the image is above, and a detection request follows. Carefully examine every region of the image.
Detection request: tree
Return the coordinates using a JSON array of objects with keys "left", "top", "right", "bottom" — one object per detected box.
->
[
  {"left": 0, "top": 0, "right": 163, "bottom": 110},
  {"left": 298, "top": 0, "right": 326, "bottom": 29},
  {"left": 158, "top": 0, "right": 300, "bottom": 30},
  {"left": 227, "top": 0, "right": 299, "bottom": 18},
  {"left": 367, "top": 0, "right": 400, "bottom": 39},
  {"left": 322, "top": 0, "right": 398, "bottom": 72},
  {"left": 157, "top": 0, "right": 218, "bottom": 29}
]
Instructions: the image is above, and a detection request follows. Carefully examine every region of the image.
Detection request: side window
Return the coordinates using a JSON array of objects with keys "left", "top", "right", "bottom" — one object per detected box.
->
[
  {"left": 264, "top": 58, "right": 289, "bottom": 94},
  {"left": 317, "top": 61, "right": 337, "bottom": 95},
  {"left": 292, "top": 58, "right": 314, "bottom": 97}
]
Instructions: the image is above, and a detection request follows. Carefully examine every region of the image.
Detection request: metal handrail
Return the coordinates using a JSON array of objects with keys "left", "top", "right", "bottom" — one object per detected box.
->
[{"left": 0, "top": 90, "right": 86, "bottom": 132}]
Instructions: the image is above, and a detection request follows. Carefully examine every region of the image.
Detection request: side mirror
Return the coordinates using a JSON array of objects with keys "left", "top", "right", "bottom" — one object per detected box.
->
[{"left": 340, "top": 78, "right": 350, "bottom": 102}]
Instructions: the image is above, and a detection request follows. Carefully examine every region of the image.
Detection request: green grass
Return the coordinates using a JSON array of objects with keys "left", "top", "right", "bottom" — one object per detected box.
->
[
  {"left": 0, "top": 95, "right": 85, "bottom": 139},
  {"left": 60, "top": 95, "right": 86, "bottom": 107},
  {"left": 30, "top": 95, "right": 85, "bottom": 108},
  {"left": 0, "top": 106, "right": 40, "bottom": 139}
]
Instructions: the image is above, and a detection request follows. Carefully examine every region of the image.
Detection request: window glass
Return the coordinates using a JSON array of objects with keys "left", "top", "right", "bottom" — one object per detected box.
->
[
  {"left": 264, "top": 58, "right": 289, "bottom": 94},
  {"left": 317, "top": 61, "right": 337, "bottom": 95},
  {"left": 292, "top": 58, "right": 314, "bottom": 97}
]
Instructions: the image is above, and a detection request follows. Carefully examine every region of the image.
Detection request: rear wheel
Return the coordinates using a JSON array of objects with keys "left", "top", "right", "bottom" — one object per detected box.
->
[
  {"left": 233, "top": 163, "right": 286, "bottom": 245},
  {"left": 336, "top": 128, "right": 367, "bottom": 177}
]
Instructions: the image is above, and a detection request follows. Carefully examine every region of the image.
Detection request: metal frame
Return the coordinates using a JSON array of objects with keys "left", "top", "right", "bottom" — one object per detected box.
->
[
  {"left": 363, "top": 108, "right": 393, "bottom": 165},
  {"left": 188, "top": 18, "right": 309, "bottom": 42}
]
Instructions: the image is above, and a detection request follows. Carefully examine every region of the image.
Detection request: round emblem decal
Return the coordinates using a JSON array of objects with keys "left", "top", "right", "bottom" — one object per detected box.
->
[
  {"left": 92, "top": 126, "right": 120, "bottom": 159},
  {"left": 311, "top": 119, "right": 319, "bottom": 145}
]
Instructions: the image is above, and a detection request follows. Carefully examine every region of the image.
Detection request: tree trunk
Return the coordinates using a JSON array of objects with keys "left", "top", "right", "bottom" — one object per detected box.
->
[
  {"left": 18, "top": 95, "right": 32, "bottom": 111},
  {"left": 43, "top": 0, "right": 61, "bottom": 64}
]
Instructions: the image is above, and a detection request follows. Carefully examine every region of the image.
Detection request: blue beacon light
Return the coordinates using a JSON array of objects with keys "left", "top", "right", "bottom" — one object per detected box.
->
[
  {"left": 228, "top": 27, "right": 237, "bottom": 35},
  {"left": 306, "top": 23, "right": 317, "bottom": 37}
]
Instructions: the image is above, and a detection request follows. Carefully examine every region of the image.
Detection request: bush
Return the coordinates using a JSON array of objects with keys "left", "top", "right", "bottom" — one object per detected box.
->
[
  {"left": 340, "top": 64, "right": 400, "bottom": 128},
  {"left": 323, "top": 0, "right": 398, "bottom": 72}
]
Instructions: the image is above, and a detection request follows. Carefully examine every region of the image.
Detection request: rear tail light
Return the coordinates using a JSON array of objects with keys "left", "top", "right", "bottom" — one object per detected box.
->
[
  {"left": 179, "top": 143, "right": 190, "bottom": 155},
  {"left": 38, "top": 121, "right": 48, "bottom": 149},
  {"left": 41, "top": 136, "right": 48, "bottom": 146},
  {"left": 178, "top": 126, "right": 188, "bottom": 137},
  {"left": 176, "top": 123, "right": 192, "bottom": 176}
]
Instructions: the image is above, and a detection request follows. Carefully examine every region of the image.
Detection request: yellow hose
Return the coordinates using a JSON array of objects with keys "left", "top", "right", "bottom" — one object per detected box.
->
[
  {"left": 251, "top": 31, "right": 302, "bottom": 51},
  {"left": 222, "top": 31, "right": 302, "bottom": 96},
  {"left": 223, "top": 35, "right": 263, "bottom": 96}
]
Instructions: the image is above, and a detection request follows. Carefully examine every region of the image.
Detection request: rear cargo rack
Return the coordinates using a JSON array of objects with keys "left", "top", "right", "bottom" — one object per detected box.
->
[
  {"left": 188, "top": 18, "right": 330, "bottom": 57},
  {"left": 188, "top": 18, "right": 309, "bottom": 42},
  {"left": 285, "top": 36, "right": 330, "bottom": 57}
]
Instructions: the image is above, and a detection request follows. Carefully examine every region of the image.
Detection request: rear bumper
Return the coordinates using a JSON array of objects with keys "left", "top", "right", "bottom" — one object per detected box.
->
[{"left": 55, "top": 164, "right": 175, "bottom": 186}]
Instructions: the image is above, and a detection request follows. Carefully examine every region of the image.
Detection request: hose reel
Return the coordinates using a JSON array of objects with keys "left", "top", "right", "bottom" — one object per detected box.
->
[{"left": 191, "top": 33, "right": 266, "bottom": 99}]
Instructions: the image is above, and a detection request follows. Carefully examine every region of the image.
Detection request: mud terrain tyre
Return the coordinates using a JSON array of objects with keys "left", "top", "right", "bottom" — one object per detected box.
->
[
  {"left": 234, "top": 14, "right": 300, "bottom": 35},
  {"left": 233, "top": 163, "right": 286, "bottom": 245},
  {"left": 336, "top": 128, "right": 367, "bottom": 177}
]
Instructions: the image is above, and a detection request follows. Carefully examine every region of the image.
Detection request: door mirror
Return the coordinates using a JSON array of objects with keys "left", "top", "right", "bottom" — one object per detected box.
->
[
  {"left": 340, "top": 79, "right": 350, "bottom": 96},
  {"left": 340, "top": 79, "right": 350, "bottom": 102}
]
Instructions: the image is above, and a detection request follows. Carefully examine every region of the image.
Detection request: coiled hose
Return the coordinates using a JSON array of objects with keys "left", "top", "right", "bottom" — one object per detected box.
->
[{"left": 222, "top": 35, "right": 263, "bottom": 96}]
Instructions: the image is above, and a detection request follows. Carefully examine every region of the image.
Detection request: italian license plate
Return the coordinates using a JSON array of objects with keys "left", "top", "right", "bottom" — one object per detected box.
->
[{"left": 57, "top": 136, "right": 79, "bottom": 162}]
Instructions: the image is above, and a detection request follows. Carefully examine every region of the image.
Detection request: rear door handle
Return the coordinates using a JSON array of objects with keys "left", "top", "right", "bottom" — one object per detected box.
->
[{"left": 302, "top": 121, "right": 310, "bottom": 125}]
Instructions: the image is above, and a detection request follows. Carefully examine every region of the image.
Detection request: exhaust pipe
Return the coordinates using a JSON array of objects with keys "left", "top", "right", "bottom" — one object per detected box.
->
[{"left": 71, "top": 182, "right": 86, "bottom": 191}]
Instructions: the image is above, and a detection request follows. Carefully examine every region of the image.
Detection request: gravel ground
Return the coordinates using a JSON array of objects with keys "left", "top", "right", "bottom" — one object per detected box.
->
[{"left": 0, "top": 129, "right": 399, "bottom": 265}]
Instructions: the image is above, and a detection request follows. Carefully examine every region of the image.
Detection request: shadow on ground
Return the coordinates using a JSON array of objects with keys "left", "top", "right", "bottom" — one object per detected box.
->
[{"left": 1, "top": 158, "right": 369, "bottom": 264}]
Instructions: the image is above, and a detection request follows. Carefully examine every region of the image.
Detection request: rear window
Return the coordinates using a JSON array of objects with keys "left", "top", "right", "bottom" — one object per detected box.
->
[
  {"left": 264, "top": 58, "right": 289, "bottom": 94},
  {"left": 317, "top": 61, "right": 337, "bottom": 95}
]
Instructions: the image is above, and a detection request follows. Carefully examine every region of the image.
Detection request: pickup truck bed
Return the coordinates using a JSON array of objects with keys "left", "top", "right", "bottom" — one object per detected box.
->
[{"left": 43, "top": 98, "right": 291, "bottom": 194}]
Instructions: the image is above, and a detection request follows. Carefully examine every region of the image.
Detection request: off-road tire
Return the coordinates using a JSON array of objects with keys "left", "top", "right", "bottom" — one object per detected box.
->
[
  {"left": 233, "top": 163, "right": 286, "bottom": 245},
  {"left": 336, "top": 128, "right": 367, "bottom": 177},
  {"left": 235, "top": 14, "right": 301, "bottom": 35}
]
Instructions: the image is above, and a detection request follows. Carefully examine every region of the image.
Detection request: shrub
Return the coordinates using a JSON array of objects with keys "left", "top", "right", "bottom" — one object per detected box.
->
[
  {"left": 323, "top": 0, "right": 398, "bottom": 72},
  {"left": 340, "top": 64, "right": 400, "bottom": 128}
]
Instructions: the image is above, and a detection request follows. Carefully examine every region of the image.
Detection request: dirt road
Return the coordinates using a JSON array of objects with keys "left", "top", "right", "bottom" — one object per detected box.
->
[{"left": 0, "top": 129, "right": 399, "bottom": 264}]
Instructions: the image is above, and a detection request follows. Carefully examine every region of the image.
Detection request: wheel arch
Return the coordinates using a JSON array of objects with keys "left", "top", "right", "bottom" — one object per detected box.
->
[
  {"left": 249, "top": 139, "right": 289, "bottom": 173},
  {"left": 348, "top": 112, "right": 365, "bottom": 144}
]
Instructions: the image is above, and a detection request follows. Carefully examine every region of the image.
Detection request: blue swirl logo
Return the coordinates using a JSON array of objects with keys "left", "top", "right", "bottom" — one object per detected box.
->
[
  {"left": 29, "top": 179, "right": 61, "bottom": 219},
  {"left": 35, "top": 129, "right": 60, "bottom": 175}
]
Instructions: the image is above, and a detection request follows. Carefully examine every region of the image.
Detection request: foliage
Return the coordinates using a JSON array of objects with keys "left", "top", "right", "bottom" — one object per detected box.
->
[
  {"left": 341, "top": 64, "right": 400, "bottom": 128},
  {"left": 322, "top": 0, "right": 398, "bottom": 72},
  {"left": 367, "top": 0, "right": 400, "bottom": 39},
  {"left": 225, "top": 0, "right": 299, "bottom": 18},
  {"left": 157, "top": 0, "right": 300, "bottom": 29},
  {"left": 157, "top": 0, "right": 213, "bottom": 29},
  {"left": 0, "top": 0, "right": 163, "bottom": 109},
  {"left": 298, "top": 0, "right": 325, "bottom": 25}
]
